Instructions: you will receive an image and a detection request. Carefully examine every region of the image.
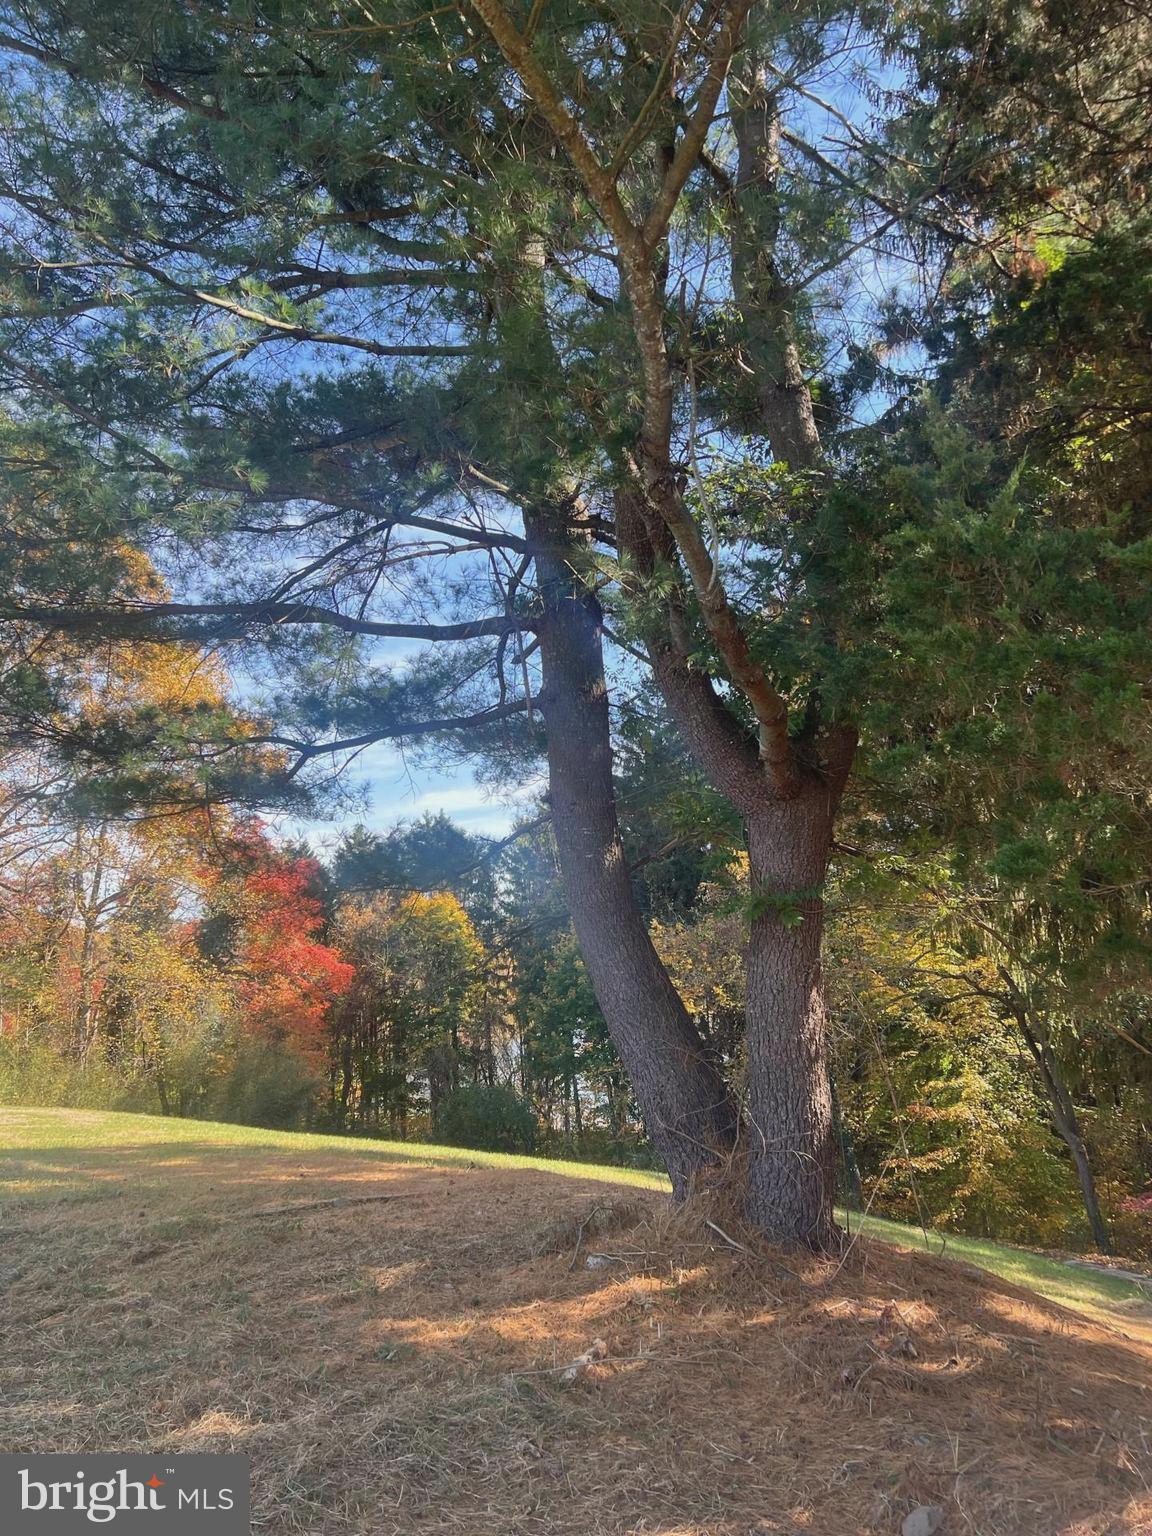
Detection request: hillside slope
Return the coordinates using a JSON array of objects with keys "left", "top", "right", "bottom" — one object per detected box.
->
[{"left": 1, "top": 1107, "right": 1150, "bottom": 1535}]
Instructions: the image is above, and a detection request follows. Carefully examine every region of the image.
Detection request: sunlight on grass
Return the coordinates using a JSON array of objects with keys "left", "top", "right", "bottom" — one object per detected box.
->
[
  {"left": 842, "top": 1206, "right": 1151, "bottom": 1330},
  {"left": 2, "top": 1105, "right": 1148, "bottom": 1335},
  {"left": 0, "top": 1104, "right": 669, "bottom": 1189}
]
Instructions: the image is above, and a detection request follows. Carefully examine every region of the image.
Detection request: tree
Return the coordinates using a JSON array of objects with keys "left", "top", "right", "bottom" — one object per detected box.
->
[
  {"left": 1, "top": 0, "right": 1147, "bottom": 1245},
  {"left": 332, "top": 889, "right": 483, "bottom": 1130},
  {"left": 0, "top": 590, "right": 248, "bottom": 1061},
  {"left": 100, "top": 919, "right": 230, "bottom": 1117},
  {"left": 494, "top": 818, "right": 642, "bottom": 1151},
  {"left": 218, "top": 831, "right": 356, "bottom": 1071},
  {"left": 826, "top": 895, "right": 1084, "bottom": 1245}
]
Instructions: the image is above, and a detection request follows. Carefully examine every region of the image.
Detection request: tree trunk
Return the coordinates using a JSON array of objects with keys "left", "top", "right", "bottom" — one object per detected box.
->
[
  {"left": 1065, "top": 1125, "right": 1113, "bottom": 1256},
  {"left": 74, "top": 825, "right": 108, "bottom": 1058},
  {"left": 493, "top": 215, "right": 737, "bottom": 1194},
  {"left": 614, "top": 486, "right": 853, "bottom": 1244},
  {"left": 481, "top": 983, "right": 496, "bottom": 1087},
  {"left": 530, "top": 510, "right": 738, "bottom": 1196},
  {"left": 831, "top": 1081, "right": 864, "bottom": 1210},
  {"left": 743, "top": 792, "right": 840, "bottom": 1248},
  {"left": 341, "top": 1045, "right": 353, "bottom": 1121},
  {"left": 1016, "top": 1011, "right": 1113, "bottom": 1254},
  {"left": 729, "top": 64, "right": 822, "bottom": 471}
]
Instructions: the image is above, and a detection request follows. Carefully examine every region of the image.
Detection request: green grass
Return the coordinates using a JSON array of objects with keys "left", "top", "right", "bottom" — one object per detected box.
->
[
  {"left": 842, "top": 1206, "right": 1151, "bottom": 1333},
  {"left": 2, "top": 1104, "right": 1148, "bottom": 1335},
  {"left": 0, "top": 1103, "right": 668, "bottom": 1188}
]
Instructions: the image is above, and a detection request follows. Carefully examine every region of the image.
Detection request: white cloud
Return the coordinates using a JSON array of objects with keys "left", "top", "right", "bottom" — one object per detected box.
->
[{"left": 401, "top": 778, "right": 545, "bottom": 835}]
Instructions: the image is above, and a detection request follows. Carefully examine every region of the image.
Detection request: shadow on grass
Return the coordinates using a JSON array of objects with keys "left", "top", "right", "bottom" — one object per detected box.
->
[
  {"left": 1, "top": 1130, "right": 1149, "bottom": 1536},
  {"left": 1, "top": 1107, "right": 1148, "bottom": 1335}
]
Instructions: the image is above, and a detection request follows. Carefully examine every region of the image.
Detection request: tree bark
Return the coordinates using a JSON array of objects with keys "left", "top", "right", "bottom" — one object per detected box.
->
[
  {"left": 528, "top": 508, "right": 738, "bottom": 1196},
  {"left": 730, "top": 60, "right": 822, "bottom": 470},
  {"left": 478, "top": 41, "right": 848, "bottom": 1235},
  {"left": 743, "top": 789, "right": 842, "bottom": 1247},
  {"left": 616, "top": 485, "right": 855, "bottom": 1243}
]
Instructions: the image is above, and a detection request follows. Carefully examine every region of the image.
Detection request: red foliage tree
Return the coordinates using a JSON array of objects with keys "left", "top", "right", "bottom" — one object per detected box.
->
[{"left": 210, "top": 825, "right": 355, "bottom": 1067}]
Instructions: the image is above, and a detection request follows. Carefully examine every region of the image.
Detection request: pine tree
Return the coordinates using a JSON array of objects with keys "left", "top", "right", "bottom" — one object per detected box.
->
[{"left": 1, "top": 0, "right": 1147, "bottom": 1244}]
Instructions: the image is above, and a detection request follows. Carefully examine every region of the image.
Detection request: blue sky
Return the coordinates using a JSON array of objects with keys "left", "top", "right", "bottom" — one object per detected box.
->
[
  {"left": 281, "top": 737, "right": 544, "bottom": 853},
  {"left": 230, "top": 620, "right": 544, "bottom": 851}
]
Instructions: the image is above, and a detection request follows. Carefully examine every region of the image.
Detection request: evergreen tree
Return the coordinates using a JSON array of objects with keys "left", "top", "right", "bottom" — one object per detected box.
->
[{"left": 0, "top": 0, "right": 1147, "bottom": 1244}]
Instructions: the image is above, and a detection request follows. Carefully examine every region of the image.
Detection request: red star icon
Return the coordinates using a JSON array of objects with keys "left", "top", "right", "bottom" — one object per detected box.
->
[{"left": 146, "top": 1476, "right": 165, "bottom": 1489}]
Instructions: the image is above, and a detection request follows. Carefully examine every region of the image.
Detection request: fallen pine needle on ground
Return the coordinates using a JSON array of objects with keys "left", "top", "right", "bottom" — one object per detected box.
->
[{"left": 1, "top": 1106, "right": 1150, "bottom": 1536}]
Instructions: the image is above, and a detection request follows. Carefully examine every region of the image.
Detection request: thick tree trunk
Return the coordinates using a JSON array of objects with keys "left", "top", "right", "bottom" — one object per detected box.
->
[
  {"left": 530, "top": 513, "right": 738, "bottom": 1196},
  {"left": 743, "top": 792, "right": 841, "bottom": 1247},
  {"left": 493, "top": 208, "right": 737, "bottom": 1194},
  {"left": 615, "top": 487, "right": 853, "bottom": 1244}
]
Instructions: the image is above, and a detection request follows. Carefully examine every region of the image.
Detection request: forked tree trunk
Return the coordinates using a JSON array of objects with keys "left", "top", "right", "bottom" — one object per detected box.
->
[
  {"left": 744, "top": 791, "right": 841, "bottom": 1247},
  {"left": 614, "top": 487, "right": 853, "bottom": 1245},
  {"left": 495, "top": 218, "right": 737, "bottom": 1195},
  {"left": 530, "top": 513, "right": 738, "bottom": 1196}
]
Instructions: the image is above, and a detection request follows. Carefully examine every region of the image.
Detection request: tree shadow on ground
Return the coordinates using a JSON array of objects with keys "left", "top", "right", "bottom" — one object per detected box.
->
[{"left": 2, "top": 1137, "right": 1150, "bottom": 1536}]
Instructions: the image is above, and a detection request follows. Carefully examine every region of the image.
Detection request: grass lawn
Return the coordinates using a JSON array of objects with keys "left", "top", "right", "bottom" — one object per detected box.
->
[{"left": 2, "top": 1103, "right": 1147, "bottom": 1337}]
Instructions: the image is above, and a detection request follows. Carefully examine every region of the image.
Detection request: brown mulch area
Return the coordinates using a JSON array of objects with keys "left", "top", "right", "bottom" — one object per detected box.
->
[{"left": 1, "top": 1142, "right": 1150, "bottom": 1536}]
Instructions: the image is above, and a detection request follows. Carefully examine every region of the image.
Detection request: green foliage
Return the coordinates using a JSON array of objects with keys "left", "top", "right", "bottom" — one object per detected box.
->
[
  {"left": 434, "top": 1083, "right": 538, "bottom": 1155},
  {"left": 742, "top": 885, "right": 823, "bottom": 928},
  {"left": 614, "top": 708, "right": 741, "bottom": 919},
  {"left": 539, "top": 1126, "right": 663, "bottom": 1171},
  {"left": 0, "top": 0, "right": 1148, "bottom": 1254},
  {"left": 205, "top": 1039, "right": 323, "bottom": 1131},
  {"left": 330, "top": 814, "right": 493, "bottom": 906},
  {"left": 650, "top": 871, "right": 749, "bottom": 1068},
  {"left": 331, "top": 888, "right": 484, "bottom": 1129},
  {"left": 829, "top": 907, "right": 1085, "bottom": 1245},
  {"left": 0, "top": 1039, "right": 150, "bottom": 1112},
  {"left": 0, "top": 1027, "right": 324, "bottom": 1132}
]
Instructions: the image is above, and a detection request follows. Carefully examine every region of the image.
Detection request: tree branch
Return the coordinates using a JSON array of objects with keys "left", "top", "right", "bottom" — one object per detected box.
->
[
  {"left": 640, "top": 0, "right": 754, "bottom": 248},
  {"left": 5, "top": 601, "right": 537, "bottom": 644},
  {"left": 468, "top": 0, "right": 797, "bottom": 797},
  {"left": 261, "top": 695, "right": 540, "bottom": 763}
]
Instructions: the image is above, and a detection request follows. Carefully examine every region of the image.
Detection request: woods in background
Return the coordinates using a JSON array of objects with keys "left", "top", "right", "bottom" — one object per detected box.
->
[{"left": 3, "top": 715, "right": 1150, "bottom": 1258}]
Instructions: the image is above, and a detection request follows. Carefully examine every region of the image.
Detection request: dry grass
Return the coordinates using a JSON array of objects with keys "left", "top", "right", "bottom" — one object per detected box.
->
[{"left": 2, "top": 1112, "right": 1151, "bottom": 1535}]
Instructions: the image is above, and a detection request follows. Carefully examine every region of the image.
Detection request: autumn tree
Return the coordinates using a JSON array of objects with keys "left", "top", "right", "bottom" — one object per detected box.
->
[
  {"left": 0, "top": 572, "right": 248, "bottom": 1060},
  {"left": 100, "top": 920, "right": 230, "bottom": 1116},
  {"left": 332, "top": 889, "right": 483, "bottom": 1130},
  {"left": 209, "top": 829, "right": 355, "bottom": 1071}
]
